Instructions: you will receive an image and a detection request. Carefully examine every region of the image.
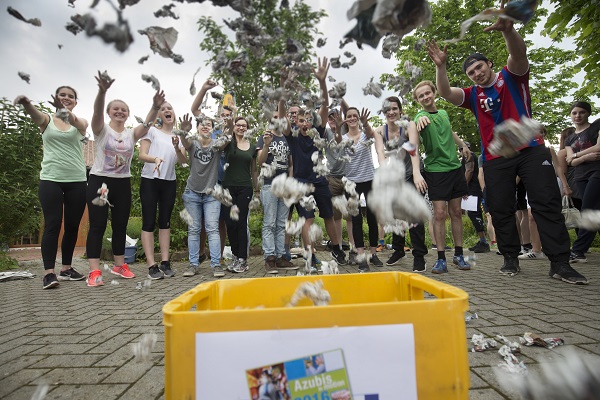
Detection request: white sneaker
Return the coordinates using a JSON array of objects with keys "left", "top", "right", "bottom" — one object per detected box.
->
[{"left": 518, "top": 251, "right": 546, "bottom": 260}]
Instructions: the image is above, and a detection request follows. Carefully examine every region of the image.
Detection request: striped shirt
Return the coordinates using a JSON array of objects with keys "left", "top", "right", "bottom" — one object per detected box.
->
[{"left": 343, "top": 131, "right": 375, "bottom": 183}]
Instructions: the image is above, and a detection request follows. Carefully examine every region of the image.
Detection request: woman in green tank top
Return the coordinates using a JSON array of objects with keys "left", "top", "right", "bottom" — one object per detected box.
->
[{"left": 14, "top": 86, "right": 88, "bottom": 290}]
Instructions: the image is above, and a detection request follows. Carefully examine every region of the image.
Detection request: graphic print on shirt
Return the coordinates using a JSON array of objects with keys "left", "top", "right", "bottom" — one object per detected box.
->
[
  {"left": 103, "top": 133, "right": 133, "bottom": 174},
  {"left": 269, "top": 138, "right": 290, "bottom": 171},
  {"left": 193, "top": 146, "right": 215, "bottom": 165}
]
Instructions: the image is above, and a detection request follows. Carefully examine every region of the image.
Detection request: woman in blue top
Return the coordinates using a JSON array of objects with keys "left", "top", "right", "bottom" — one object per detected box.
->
[{"left": 14, "top": 86, "right": 88, "bottom": 289}]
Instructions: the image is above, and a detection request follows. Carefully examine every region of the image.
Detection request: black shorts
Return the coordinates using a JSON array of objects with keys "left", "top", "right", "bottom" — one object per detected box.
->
[
  {"left": 515, "top": 180, "right": 528, "bottom": 210},
  {"left": 296, "top": 183, "right": 334, "bottom": 219},
  {"left": 424, "top": 167, "right": 468, "bottom": 201}
]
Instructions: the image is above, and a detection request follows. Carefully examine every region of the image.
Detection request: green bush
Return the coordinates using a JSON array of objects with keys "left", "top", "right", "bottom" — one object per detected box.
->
[
  {"left": 0, "top": 251, "right": 19, "bottom": 271},
  {"left": 0, "top": 98, "right": 47, "bottom": 245}
]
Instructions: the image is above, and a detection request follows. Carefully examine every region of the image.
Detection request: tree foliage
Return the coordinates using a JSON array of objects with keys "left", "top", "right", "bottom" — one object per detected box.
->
[
  {"left": 196, "top": 0, "right": 326, "bottom": 119},
  {"left": 384, "top": 0, "right": 579, "bottom": 151},
  {"left": 0, "top": 98, "right": 46, "bottom": 245},
  {"left": 542, "top": 0, "right": 599, "bottom": 98}
]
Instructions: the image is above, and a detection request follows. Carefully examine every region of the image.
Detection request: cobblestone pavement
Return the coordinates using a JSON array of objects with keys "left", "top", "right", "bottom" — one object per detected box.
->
[{"left": 2, "top": 247, "right": 599, "bottom": 399}]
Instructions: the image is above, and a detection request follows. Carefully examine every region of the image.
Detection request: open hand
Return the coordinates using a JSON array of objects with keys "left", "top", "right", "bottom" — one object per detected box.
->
[
  {"left": 312, "top": 57, "right": 330, "bottom": 82},
  {"left": 359, "top": 108, "right": 371, "bottom": 126},
  {"left": 179, "top": 113, "right": 192, "bottom": 132},
  {"left": 95, "top": 70, "right": 115, "bottom": 92},
  {"left": 426, "top": 40, "right": 448, "bottom": 67},
  {"left": 153, "top": 90, "right": 165, "bottom": 110}
]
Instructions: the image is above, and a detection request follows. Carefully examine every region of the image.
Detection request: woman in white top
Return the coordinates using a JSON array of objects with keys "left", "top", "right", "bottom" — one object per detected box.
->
[
  {"left": 85, "top": 71, "right": 165, "bottom": 287},
  {"left": 139, "top": 101, "right": 187, "bottom": 280}
]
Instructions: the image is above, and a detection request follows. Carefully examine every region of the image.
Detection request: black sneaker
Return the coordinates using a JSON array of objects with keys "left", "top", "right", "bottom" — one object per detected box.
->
[
  {"left": 331, "top": 248, "right": 347, "bottom": 265},
  {"left": 42, "top": 273, "right": 60, "bottom": 289},
  {"left": 569, "top": 252, "right": 587, "bottom": 263},
  {"left": 370, "top": 254, "right": 383, "bottom": 267},
  {"left": 159, "top": 261, "right": 175, "bottom": 277},
  {"left": 550, "top": 262, "right": 589, "bottom": 285},
  {"left": 499, "top": 257, "right": 520, "bottom": 276},
  {"left": 147, "top": 264, "right": 164, "bottom": 280},
  {"left": 413, "top": 258, "right": 426, "bottom": 273},
  {"left": 58, "top": 267, "right": 85, "bottom": 281},
  {"left": 386, "top": 250, "right": 405, "bottom": 266},
  {"left": 469, "top": 242, "right": 490, "bottom": 253},
  {"left": 358, "top": 261, "right": 370, "bottom": 273},
  {"left": 348, "top": 250, "right": 358, "bottom": 265}
]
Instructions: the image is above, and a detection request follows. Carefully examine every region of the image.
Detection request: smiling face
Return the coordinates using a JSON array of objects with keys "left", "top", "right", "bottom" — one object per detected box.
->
[
  {"left": 233, "top": 117, "right": 248, "bottom": 138},
  {"left": 345, "top": 108, "right": 360, "bottom": 129},
  {"left": 197, "top": 119, "right": 214, "bottom": 138},
  {"left": 55, "top": 87, "right": 77, "bottom": 110},
  {"left": 465, "top": 60, "right": 494, "bottom": 86},
  {"left": 570, "top": 107, "right": 590, "bottom": 126},
  {"left": 106, "top": 100, "right": 129, "bottom": 124},
  {"left": 383, "top": 101, "right": 401, "bottom": 123},
  {"left": 159, "top": 102, "right": 175, "bottom": 125},
  {"left": 414, "top": 84, "right": 436, "bottom": 111}
]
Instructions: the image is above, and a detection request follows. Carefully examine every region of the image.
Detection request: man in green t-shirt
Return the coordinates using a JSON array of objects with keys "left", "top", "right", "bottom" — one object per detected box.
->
[{"left": 411, "top": 80, "right": 471, "bottom": 274}]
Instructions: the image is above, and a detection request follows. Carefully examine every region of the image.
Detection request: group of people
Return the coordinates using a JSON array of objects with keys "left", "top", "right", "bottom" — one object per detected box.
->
[{"left": 17, "top": 14, "right": 595, "bottom": 289}]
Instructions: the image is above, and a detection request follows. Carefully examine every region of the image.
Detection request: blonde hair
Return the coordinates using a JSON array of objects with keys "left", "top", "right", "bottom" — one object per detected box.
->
[
  {"left": 106, "top": 99, "right": 130, "bottom": 114},
  {"left": 412, "top": 80, "right": 437, "bottom": 101}
]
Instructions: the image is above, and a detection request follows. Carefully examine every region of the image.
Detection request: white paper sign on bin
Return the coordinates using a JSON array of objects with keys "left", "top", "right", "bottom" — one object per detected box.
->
[{"left": 195, "top": 324, "right": 417, "bottom": 400}]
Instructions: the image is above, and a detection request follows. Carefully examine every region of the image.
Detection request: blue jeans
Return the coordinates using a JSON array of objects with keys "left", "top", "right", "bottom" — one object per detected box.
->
[
  {"left": 260, "top": 185, "right": 289, "bottom": 259},
  {"left": 182, "top": 189, "right": 221, "bottom": 267}
]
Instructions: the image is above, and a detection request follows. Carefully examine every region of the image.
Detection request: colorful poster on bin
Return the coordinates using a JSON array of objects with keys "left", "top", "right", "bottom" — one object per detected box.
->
[{"left": 246, "top": 349, "right": 352, "bottom": 399}]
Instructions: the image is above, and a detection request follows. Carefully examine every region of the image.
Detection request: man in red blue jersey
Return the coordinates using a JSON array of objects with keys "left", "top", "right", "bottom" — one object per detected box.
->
[{"left": 425, "top": 16, "right": 588, "bottom": 284}]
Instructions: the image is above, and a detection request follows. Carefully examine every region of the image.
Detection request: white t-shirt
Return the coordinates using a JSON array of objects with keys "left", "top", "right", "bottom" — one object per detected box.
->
[
  {"left": 140, "top": 126, "right": 182, "bottom": 181},
  {"left": 90, "top": 123, "right": 135, "bottom": 178}
]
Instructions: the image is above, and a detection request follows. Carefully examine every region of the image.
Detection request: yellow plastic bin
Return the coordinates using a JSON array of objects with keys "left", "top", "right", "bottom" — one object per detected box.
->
[{"left": 162, "top": 272, "right": 470, "bottom": 399}]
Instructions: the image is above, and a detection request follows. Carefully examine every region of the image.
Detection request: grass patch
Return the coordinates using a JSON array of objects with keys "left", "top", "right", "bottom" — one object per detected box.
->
[{"left": 0, "top": 251, "right": 19, "bottom": 272}]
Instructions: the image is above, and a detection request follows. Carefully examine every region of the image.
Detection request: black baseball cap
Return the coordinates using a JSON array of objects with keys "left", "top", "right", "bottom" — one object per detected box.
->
[{"left": 463, "top": 53, "right": 492, "bottom": 73}]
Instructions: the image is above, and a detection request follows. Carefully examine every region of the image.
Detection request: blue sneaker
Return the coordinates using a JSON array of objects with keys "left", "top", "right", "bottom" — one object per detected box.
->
[
  {"left": 453, "top": 255, "right": 471, "bottom": 270},
  {"left": 431, "top": 259, "right": 448, "bottom": 274},
  {"left": 312, "top": 254, "right": 322, "bottom": 268}
]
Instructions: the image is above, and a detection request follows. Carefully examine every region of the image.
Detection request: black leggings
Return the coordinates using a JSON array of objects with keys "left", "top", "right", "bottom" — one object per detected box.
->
[
  {"left": 352, "top": 180, "right": 378, "bottom": 249},
  {"left": 140, "top": 177, "right": 177, "bottom": 231},
  {"left": 86, "top": 175, "right": 132, "bottom": 259},
  {"left": 572, "top": 174, "right": 600, "bottom": 254},
  {"left": 221, "top": 186, "right": 253, "bottom": 259},
  {"left": 38, "top": 180, "right": 86, "bottom": 270}
]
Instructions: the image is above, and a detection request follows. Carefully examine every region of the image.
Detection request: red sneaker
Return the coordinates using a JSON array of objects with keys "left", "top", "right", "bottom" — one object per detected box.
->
[
  {"left": 111, "top": 263, "right": 135, "bottom": 279},
  {"left": 86, "top": 269, "right": 104, "bottom": 287}
]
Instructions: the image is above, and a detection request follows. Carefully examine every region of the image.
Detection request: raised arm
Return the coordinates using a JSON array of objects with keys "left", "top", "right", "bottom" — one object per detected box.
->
[
  {"left": 313, "top": 57, "right": 330, "bottom": 128},
  {"left": 191, "top": 80, "right": 218, "bottom": 117},
  {"left": 92, "top": 71, "right": 115, "bottom": 135},
  {"left": 134, "top": 90, "right": 165, "bottom": 141},
  {"left": 427, "top": 40, "right": 464, "bottom": 106},
  {"left": 256, "top": 132, "right": 273, "bottom": 166},
  {"left": 13, "top": 95, "right": 49, "bottom": 131},
  {"left": 484, "top": 8, "right": 528, "bottom": 75},
  {"left": 360, "top": 108, "right": 375, "bottom": 138},
  {"left": 177, "top": 114, "right": 194, "bottom": 151}
]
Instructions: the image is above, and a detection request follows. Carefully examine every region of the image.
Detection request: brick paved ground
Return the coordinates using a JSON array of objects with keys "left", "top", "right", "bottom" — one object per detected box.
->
[{"left": 1, "top": 246, "right": 599, "bottom": 399}]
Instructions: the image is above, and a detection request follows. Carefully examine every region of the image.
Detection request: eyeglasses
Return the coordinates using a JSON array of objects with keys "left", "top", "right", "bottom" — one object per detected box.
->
[{"left": 235, "top": 124, "right": 248, "bottom": 128}]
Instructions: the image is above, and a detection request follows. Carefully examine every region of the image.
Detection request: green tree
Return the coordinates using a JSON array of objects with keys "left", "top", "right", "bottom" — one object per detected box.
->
[
  {"left": 196, "top": 0, "right": 327, "bottom": 119},
  {"left": 0, "top": 98, "right": 46, "bottom": 245},
  {"left": 543, "top": 0, "right": 599, "bottom": 98},
  {"left": 383, "top": 0, "right": 579, "bottom": 151}
]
